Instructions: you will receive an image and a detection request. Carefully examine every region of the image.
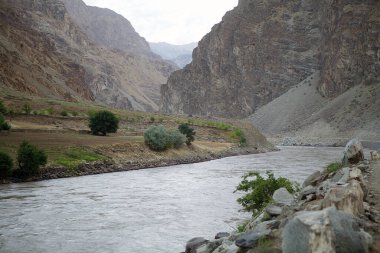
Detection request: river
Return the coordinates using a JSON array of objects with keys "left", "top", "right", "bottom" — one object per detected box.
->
[{"left": 0, "top": 146, "right": 343, "bottom": 253}]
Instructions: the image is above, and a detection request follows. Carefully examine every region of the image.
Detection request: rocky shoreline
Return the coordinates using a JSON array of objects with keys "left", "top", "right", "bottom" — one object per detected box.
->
[
  {"left": 6, "top": 146, "right": 272, "bottom": 184},
  {"left": 183, "top": 142, "right": 380, "bottom": 253}
]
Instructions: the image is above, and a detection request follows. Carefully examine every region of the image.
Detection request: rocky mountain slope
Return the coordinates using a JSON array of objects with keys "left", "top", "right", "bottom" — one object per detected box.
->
[
  {"left": 149, "top": 42, "right": 197, "bottom": 68},
  {"left": 0, "top": 0, "right": 177, "bottom": 111},
  {"left": 251, "top": 72, "right": 380, "bottom": 144},
  {"left": 161, "top": 0, "right": 379, "bottom": 133}
]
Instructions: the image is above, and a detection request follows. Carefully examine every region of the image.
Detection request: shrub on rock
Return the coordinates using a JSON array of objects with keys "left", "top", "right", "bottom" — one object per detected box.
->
[{"left": 235, "top": 171, "right": 298, "bottom": 215}]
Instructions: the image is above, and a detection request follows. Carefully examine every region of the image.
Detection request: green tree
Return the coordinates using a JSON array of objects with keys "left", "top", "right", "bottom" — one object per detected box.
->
[
  {"left": 167, "top": 129, "right": 185, "bottom": 149},
  {"left": 0, "top": 114, "right": 11, "bottom": 132},
  {"left": 178, "top": 123, "right": 196, "bottom": 146},
  {"left": 88, "top": 110, "right": 119, "bottom": 136},
  {"left": 144, "top": 125, "right": 170, "bottom": 151},
  {"left": 235, "top": 171, "right": 298, "bottom": 215},
  {"left": 22, "top": 104, "right": 32, "bottom": 114},
  {"left": 0, "top": 152, "right": 13, "bottom": 179},
  {"left": 17, "top": 141, "right": 47, "bottom": 177},
  {"left": 0, "top": 101, "right": 7, "bottom": 115}
]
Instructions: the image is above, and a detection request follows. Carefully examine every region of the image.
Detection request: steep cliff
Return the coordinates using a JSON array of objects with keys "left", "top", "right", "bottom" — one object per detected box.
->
[
  {"left": 0, "top": 0, "right": 177, "bottom": 111},
  {"left": 161, "top": 0, "right": 379, "bottom": 119}
]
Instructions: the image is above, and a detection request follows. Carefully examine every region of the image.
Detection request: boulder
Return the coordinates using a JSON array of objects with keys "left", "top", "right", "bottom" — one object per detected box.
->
[
  {"left": 302, "top": 170, "right": 321, "bottom": 188},
  {"left": 299, "top": 185, "right": 317, "bottom": 200},
  {"left": 357, "top": 164, "right": 370, "bottom": 172},
  {"left": 210, "top": 241, "right": 239, "bottom": 253},
  {"left": 370, "top": 151, "right": 379, "bottom": 160},
  {"left": 273, "top": 188, "right": 294, "bottom": 206},
  {"left": 265, "top": 205, "right": 283, "bottom": 216},
  {"left": 282, "top": 207, "right": 372, "bottom": 253},
  {"left": 342, "top": 139, "right": 364, "bottom": 165},
  {"left": 235, "top": 221, "right": 274, "bottom": 248},
  {"left": 321, "top": 180, "right": 364, "bottom": 215},
  {"left": 215, "top": 232, "right": 230, "bottom": 240},
  {"left": 331, "top": 167, "right": 350, "bottom": 184},
  {"left": 195, "top": 239, "right": 223, "bottom": 253},
  {"left": 349, "top": 167, "right": 364, "bottom": 183},
  {"left": 186, "top": 237, "right": 208, "bottom": 253}
]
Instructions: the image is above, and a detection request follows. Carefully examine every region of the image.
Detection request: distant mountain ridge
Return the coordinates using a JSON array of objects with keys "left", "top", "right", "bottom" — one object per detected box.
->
[
  {"left": 149, "top": 42, "right": 197, "bottom": 68},
  {"left": 0, "top": 0, "right": 177, "bottom": 111}
]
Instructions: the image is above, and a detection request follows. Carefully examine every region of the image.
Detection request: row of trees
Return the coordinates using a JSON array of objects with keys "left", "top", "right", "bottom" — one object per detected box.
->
[
  {"left": 0, "top": 141, "right": 47, "bottom": 180},
  {"left": 88, "top": 110, "right": 196, "bottom": 151},
  {"left": 143, "top": 124, "right": 195, "bottom": 151}
]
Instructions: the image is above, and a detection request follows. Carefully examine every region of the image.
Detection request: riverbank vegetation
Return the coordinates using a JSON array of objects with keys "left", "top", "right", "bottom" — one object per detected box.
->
[
  {"left": 235, "top": 171, "right": 299, "bottom": 215},
  {"left": 0, "top": 97, "right": 273, "bottom": 182}
]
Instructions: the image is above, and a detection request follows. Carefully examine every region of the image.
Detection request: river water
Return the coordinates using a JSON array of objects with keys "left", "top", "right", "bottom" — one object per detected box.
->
[{"left": 0, "top": 146, "right": 343, "bottom": 253}]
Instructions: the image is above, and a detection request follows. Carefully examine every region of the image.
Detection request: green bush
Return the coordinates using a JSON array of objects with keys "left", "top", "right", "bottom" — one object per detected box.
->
[
  {"left": 149, "top": 116, "right": 155, "bottom": 123},
  {"left": 326, "top": 162, "right": 342, "bottom": 173},
  {"left": 88, "top": 110, "right": 119, "bottom": 136},
  {"left": 16, "top": 141, "right": 47, "bottom": 177},
  {"left": 1, "top": 122, "right": 11, "bottom": 131},
  {"left": 0, "top": 114, "right": 11, "bottom": 131},
  {"left": 144, "top": 125, "right": 185, "bottom": 151},
  {"left": 235, "top": 171, "right": 298, "bottom": 215},
  {"left": 0, "top": 151, "right": 13, "bottom": 179},
  {"left": 144, "top": 125, "right": 170, "bottom": 151},
  {"left": 167, "top": 129, "right": 185, "bottom": 149},
  {"left": 22, "top": 104, "right": 32, "bottom": 114},
  {"left": 0, "top": 101, "right": 7, "bottom": 115},
  {"left": 60, "top": 110, "right": 68, "bottom": 116},
  {"left": 230, "top": 128, "right": 247, "bottom": 146},
  {"left": 178, "top": 123, "right": 196, "bottom": 146}
]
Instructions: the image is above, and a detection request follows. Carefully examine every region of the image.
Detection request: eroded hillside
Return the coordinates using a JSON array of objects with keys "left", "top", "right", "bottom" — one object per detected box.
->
[{"left": 0, "top": 0, "right": 177, "bottom": 111}]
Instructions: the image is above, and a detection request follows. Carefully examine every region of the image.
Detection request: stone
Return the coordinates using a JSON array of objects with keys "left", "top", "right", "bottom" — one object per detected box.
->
[
  {"left": 211, "top": 242, "right": 239, "bottom": 253},
  {"left": 282, "top": 207, "right": 372, "bottom": 253},
  {"left": 342, "top": 139, "right": 364, "bottom": 165},
  {"left": 235, "top": 221, "right": 274, "bottom": 248},
  {"left": 331, "top": 167, "right": 350, "bottom": 183},
  {"left": 370, "top": 151, "right": 379, "bottom": 160},
  {"left": 195, "top": 239, "right": 223, "bottom": 253},
  {"left": 186, "top": 237, "right": 208, "bottom": 253},
  {"left": 300, "top": 185, "right": 317, "bottom": 200},
  {"left": 215, "top": 232, "right": 230, "bottom": 240},
  {"left": 273, "top": 188, "right": 294, "bottom": 206},
  {"left": 302, "top": 170, "right": 321, "bottom": 188},
  {"left": 349, "top": 167, "right": 364, "bottom": 182},
  {"left": 265, "top": 205, "right": 283, "bottom": 216},
  {"left": 357, "top": 164, "right": 370, "bottom": 172},
  {"left": 322, "top": 180, "right": 364, "bottom": 215}
]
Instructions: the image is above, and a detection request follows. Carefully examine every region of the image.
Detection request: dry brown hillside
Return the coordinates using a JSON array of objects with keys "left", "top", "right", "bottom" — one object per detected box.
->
[{"left": 0, "top": 0, "right": 177, "bottom": 111}]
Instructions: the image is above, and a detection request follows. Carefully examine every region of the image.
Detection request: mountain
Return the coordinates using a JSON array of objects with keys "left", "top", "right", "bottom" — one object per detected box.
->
[
  {"left": 0, "top": 0, "right": 177, "bottom": 111},
  {"left": 251, "top": 72, "right": 380, "bottom": 142},
  {"left": 160, "top": 0, "right": 379, "bottom": 138},
  {"left": 149, "top": 42, "right": 197, "bottom": 68}
]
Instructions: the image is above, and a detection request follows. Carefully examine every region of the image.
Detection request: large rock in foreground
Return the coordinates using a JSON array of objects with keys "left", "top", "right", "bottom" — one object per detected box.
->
[
  {"left": 282, "top": 207, "right": 371, "bottom": 253},
  {"left": 343, "top": 139, "right": 364, "bottom": 165}
]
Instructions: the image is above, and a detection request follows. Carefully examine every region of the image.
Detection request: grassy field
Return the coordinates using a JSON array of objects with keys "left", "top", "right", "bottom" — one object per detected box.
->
[{"left": 0, "top": 95, "right": 270, "bottom": 174}]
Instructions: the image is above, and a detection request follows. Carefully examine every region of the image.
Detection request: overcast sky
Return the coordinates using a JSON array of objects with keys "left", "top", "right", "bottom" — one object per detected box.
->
[{"left": 82, "top": 0, "right": 238, "bottom": 45}]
